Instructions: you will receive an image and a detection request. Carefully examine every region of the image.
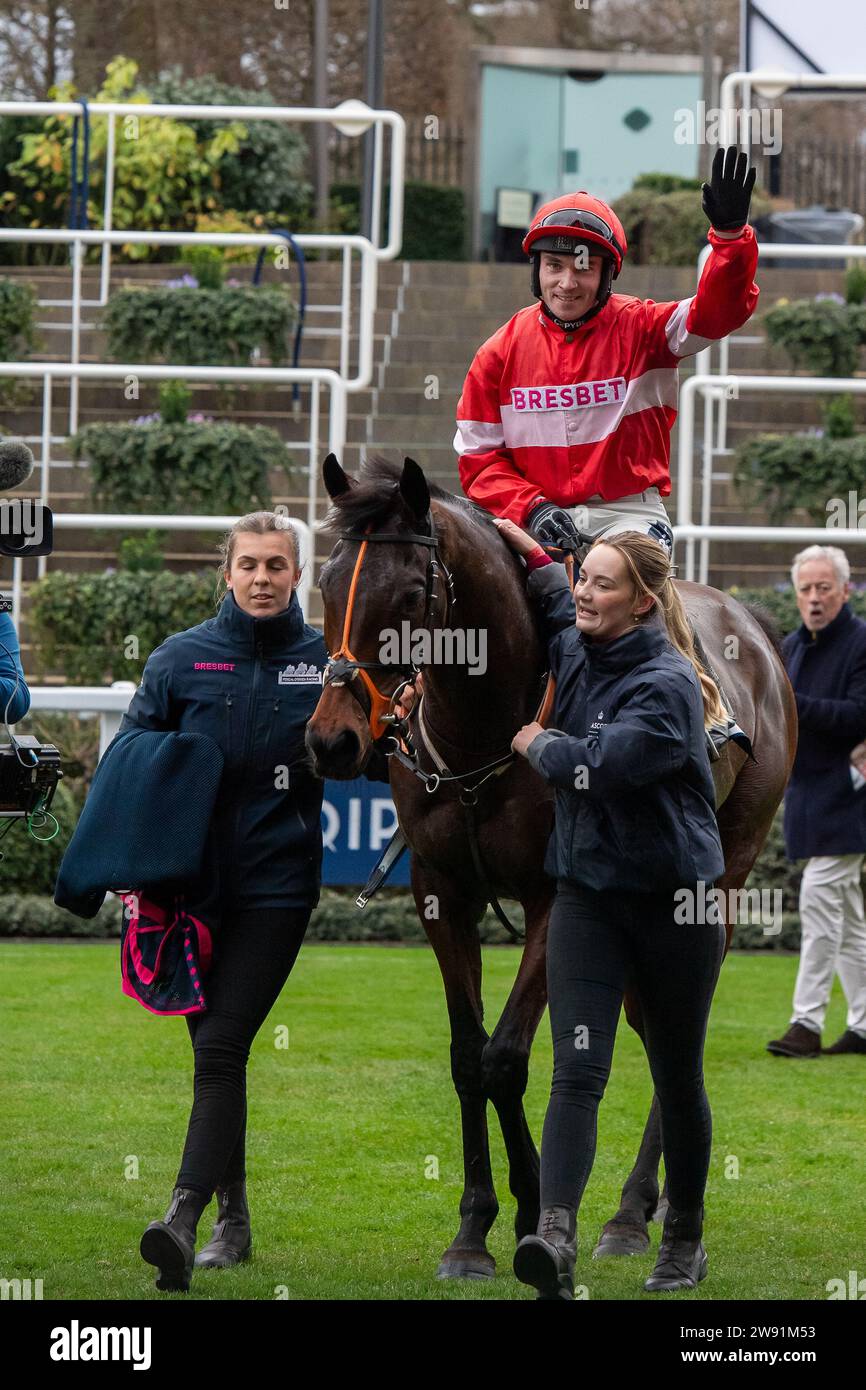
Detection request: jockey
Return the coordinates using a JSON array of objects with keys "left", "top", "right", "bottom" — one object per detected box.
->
[{"left": 454, "top": 146, "right": 759, "bottom": 561}]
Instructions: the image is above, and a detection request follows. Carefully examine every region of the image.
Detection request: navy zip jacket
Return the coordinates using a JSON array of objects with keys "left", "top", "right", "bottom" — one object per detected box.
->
[
  {"left": 116, "top": 587, "right": 328, "bottom": 913},
  {"left": 0, "top": 609, "right": 31, "bottom": 723},
  {"left": 524, "top": 562, "right": 725, "bottom": 893},
  {"left": 782, "top": 602, "right": 866, "bottom": 858}
]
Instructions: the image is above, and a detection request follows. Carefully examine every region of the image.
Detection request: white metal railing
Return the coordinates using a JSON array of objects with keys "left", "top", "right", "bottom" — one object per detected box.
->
[
  {"left": 0, "top": 360, "right": 331, "bottom": 620},
  {"left": 0, "top": 99, "right": 406, "bottom": 266},
  {"left": 676, "top": 373, "right": 866, "bottom": 581},
  {"left": 0, "top": 228, "right": 379, "bottom": 431},
  {"left": 28, "top": 681, "right": 137, "bottom": 758},
  {"left": 721, "top": 71, "right": 866, "bottom": 151},
  {"left": 691, "top": 241, "right": 866, "bottom": 582}
]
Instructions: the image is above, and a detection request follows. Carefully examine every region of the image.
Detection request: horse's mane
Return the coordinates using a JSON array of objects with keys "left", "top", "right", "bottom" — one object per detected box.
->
[{"left": 322, "top": 454, "right": 498, "bottom": 537}]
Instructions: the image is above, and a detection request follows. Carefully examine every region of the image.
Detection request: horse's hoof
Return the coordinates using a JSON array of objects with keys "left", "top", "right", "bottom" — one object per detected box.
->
[
  {"left": 592, "top": 1223, "right": 650, "bottom": 1258},
  {"left": 436, "top": 1248, "right": 496, "bottom": 1281},
  {"left": 652, "top": 1198, "right": 669, "bottom": 1224}
]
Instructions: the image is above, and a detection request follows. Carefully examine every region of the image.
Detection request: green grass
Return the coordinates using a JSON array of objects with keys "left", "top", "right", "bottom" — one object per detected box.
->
[{"left": 1, "top": 942, "right": 863, "bottom": 1301}]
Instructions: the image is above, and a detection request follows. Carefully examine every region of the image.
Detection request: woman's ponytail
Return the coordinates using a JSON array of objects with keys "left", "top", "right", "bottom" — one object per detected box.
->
[{"left": 588, "top": 532, "right": 729, "bottom": 729}]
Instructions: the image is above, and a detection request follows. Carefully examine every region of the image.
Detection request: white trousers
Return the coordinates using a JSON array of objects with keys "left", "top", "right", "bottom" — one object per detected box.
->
[
  {"left": 792, "top": 854, "right": 866, "bottom": 1037},
  {"left": 568, "top": 486, "right": 674, "bottom": 555}
]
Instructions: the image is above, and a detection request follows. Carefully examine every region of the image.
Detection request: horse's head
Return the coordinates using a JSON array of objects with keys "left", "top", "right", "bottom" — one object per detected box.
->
[{"left": 306, "top": 452, "right": 444, "bottom": 779}]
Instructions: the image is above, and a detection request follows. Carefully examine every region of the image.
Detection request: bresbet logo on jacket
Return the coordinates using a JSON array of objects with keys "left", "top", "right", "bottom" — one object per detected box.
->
[{"left": 278, "top": 660, "right": 322, "bottom": 686}]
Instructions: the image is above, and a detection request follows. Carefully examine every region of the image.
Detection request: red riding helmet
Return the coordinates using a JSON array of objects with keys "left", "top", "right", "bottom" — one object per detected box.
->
[{"left": 522, "top": 192, "right": 628, "bottom": 276}]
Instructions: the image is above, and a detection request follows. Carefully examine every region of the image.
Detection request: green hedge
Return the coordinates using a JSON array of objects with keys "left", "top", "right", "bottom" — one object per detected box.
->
[
  {"left": 102, "top": 284, "right": 295, "bottom": 366},
  {"left": 735, "top": 431, "right": 866, "bottom": 524},
  {"left": 0, "top": 780, "right": 81, "bottom": 895},
  {"left": 331, "top": 181, "right": 467, "bottom": 260},
  {"left": 28, "top": 569, "right": 217, "bottom": 684},
  {"left": 612, "top": 186, "right": 772, "bottom": 265},
  {"left": 71, "top": 419, "right": 293, "bottom": 515},
  {"left": 764, "top": 298, "right": 866, "bottom": 377}
]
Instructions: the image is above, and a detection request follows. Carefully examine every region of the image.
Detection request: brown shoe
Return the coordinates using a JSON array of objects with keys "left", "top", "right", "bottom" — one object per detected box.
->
[
  {"left": 766, "top": 1023, "right": 821, "bottom": 1058},
  {"left": 822, "top": 1029, "right": 866, "bottom": 1055}
]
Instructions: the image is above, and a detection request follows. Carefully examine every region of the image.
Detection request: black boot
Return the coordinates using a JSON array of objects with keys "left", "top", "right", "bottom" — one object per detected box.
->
[
  {"left": 643, "top": 1204, "right": 707, "bottom": 1292},
  {"left": 513, "top": 1206, "right": 577, "bottom": 1301},
  {"left": 140, "top": 1186, "right": 210, "bottom": 1293},
  {"left": 195, "top": 1179, "right": 252, "bottom": 1269}
]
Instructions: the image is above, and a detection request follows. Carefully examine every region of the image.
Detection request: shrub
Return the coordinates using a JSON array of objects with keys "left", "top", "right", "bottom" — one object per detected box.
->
[
  {"left": 845, "top": 263, "right": 866, "bottom": 305},
  {"left": 70, "top": 416, "right": 293, "bottom": 514},
  {"left": 735, "top": 430, "right": 866, "bottom": 523},
  {"left": 184, "top": 245, "right": 225, "bottom": 290},
  {"left": 763, "top": 298, "right": 866, "bottom": 377},
  {"left": 146, "top": 70, "right": 311, "bottom": 222},
  {"left": 330, "top": 181, "right": 467, "bottom": 260},
  {"left": 101, "top": 283, "right": 295, "bottom": 366},
  {"left": 0, "top": 893, "right": 120, "bottom": 938},
  {"left": 28, "top": 569, "right": 217, "bottom": 683},
  {"left": 612, "top": 185, "right": 772, "bottom": 265},
  {"left": 5, "top": 58, "right": 248, "bottom": 260},
  {"left": 0, "top": 278, "right": 38, "bottom": 359}
]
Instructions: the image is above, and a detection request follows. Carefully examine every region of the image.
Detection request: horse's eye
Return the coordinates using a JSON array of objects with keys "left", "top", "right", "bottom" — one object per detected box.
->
[{"left": 402, "top": 588, "right": 426, "bottom": 610}]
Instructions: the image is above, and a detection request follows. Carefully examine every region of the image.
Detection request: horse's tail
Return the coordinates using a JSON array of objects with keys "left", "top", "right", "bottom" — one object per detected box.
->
[{"left": 741, "top": 601, "right": 784, "bottom": 658}]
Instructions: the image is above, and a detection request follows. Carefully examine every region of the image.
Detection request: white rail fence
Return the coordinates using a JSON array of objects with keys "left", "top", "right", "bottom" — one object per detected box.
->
[
  {"left": 676, "top": 374, "right": 866, "bottom": 581},
  {"left": 691, "top": 241, "right": 866, "bottom": 583}
]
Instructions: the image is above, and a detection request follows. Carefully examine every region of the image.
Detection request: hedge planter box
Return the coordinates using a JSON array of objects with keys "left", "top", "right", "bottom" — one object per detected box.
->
[
  {"left": 70, "top": 418, "right": 294, "bottom": 514},
  {"left": 102, "top": 284, "right": 295, "bottom": 366}
]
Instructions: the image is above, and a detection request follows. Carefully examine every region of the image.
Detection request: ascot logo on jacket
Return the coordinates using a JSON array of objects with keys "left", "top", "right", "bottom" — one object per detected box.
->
[{"left": 510, "top": 378, "right": 627, "bottom": 412}]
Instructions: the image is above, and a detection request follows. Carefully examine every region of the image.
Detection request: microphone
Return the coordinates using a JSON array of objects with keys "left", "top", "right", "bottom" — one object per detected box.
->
[
  {"left": 0, "top": 441, "right": 52, "bottom": 558},
  {"left": 0, "top": 441, "right": 35, "bottom": 492}
]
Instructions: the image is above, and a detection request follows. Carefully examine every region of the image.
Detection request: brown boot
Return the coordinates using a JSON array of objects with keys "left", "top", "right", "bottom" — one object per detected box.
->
[
  {"left": 644, "top": 1205, "right": 707, "bottom": 1292},
  {"left": 822, "top": 1029, "right": 866, "bottom": 1055},
  {"left": 766, "top": 1023, "right": 821, "bottom": 1057},
  {"left": 194, "top": 1179, "right": 252, "bottom": 1269}
]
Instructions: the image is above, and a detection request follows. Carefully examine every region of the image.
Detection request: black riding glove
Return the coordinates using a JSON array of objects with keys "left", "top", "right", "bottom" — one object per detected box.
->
[
  {"left": 701, "top": 145, "right": 757, "bottom": 232},
  {"left": 525, "top": 499, "right": 581, "bottom": 555}
]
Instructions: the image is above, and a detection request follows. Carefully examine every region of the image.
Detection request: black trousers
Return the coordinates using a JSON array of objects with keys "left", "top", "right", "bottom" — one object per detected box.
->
[
  {"left": 541, "top": 879, "right": 725, "bottom": 1213},
  {"left": 175, "top": 904, "right": 312, "bottom": 1196}
]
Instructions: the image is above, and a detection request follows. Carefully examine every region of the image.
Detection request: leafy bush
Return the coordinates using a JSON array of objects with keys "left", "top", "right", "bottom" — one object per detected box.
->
[
  {"left": 5, "top": 58, "right": 247, "bottom": 260},
  {"left": 0, "top": 278, "right": 38, "bottom": 358},
  {"left": 735, "top": 426, "right": 866, "bottom": 523},
  {"left": 0, "top": 893, "right": 120, "bottom": 937},
  {"left": 117, "top": 529, "right": 167, "bottom": 573},
  {"left": 101, "top": 283, "right": 295, "bottom": 365},
  {"left": 612, "top": 186, "right": 772, "bottom": 265},
  {"left": 330, "top": 181, "right": 467, "bottom": 260},
  {"left": 146, "top": 70, "right": 311, "bottom": 221},
  {"left": 845, "top": 264, "right": 866, "bottom": 305},
  {"left": 0, "top": 278, "right": 39, "bottom": 404},
  {"left": 28, "top": 569, "right": 217, "bottom": 683},
  {"left": 184, "top": 245, "right": 225, "bottom": 290},
  {"left": 70, "top": 416, "right": 293, "bottom": 514},
  {"left": 633, "top": 171, "right": 705, "bottom": 194},
  {"left": 763, "top": 298, "right": 866, "bottom": 377}
]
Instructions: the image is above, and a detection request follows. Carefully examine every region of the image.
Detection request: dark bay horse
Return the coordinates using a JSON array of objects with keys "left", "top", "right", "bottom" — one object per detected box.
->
[{"left": 306, "top": 453, "right": 797, "bottom": 1280}]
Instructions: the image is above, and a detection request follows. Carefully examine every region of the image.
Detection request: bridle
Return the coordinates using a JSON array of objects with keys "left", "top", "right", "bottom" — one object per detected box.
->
[{"left": 322, "top": 512, "right": 455, "bottom": 740}]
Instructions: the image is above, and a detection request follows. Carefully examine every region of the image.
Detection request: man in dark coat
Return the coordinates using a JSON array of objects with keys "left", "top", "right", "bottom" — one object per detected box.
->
[{"left": 768, "top": 545, "right": 866, "bottom": 1057}]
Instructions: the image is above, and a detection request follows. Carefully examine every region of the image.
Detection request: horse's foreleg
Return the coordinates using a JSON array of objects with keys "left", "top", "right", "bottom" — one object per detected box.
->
[
  {"left": 483, "top": 891, "right": 550, "bottom": 1243},
  {"left": 415, "top": 869, "right": 499, "bottom": 1280},
  {"left": 593, "top": 1088, "right": 663, "bottom": 1257}
]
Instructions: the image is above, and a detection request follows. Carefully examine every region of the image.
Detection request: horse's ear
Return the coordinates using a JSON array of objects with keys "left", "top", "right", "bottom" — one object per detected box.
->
[
  {"left": 322, "top": 453, "right": 353, "bottom": 498},
  {"left": 399, "top": 456, "right": 430, "bottom": 521}
]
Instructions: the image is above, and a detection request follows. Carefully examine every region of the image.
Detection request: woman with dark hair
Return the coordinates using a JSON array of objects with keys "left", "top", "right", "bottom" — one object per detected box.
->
[
  {"left": 494, "top": 519, "right": 727, "bottom": 1301},
  {"left": 123, "top": 511, "right": 328, "bottom": 1293}
]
